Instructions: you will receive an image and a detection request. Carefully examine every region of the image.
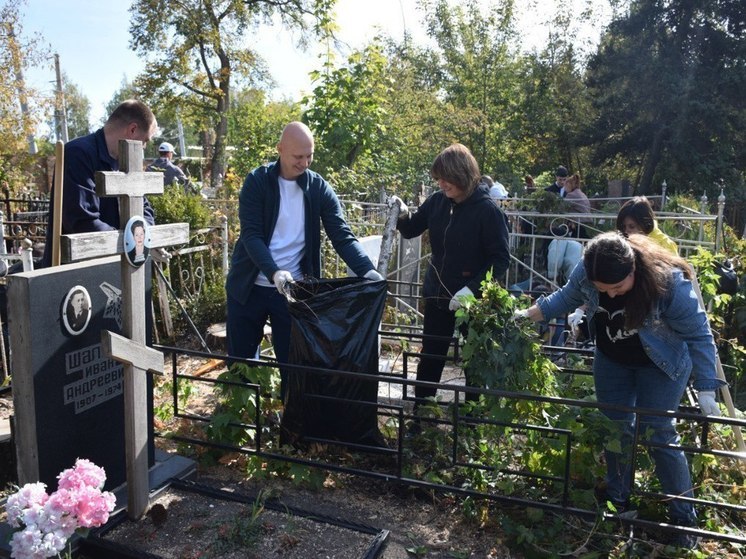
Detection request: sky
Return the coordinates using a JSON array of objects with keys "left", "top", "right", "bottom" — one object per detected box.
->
[
  {"left": 21, "top": 0, "right": 430, "bottom": 127},
  {"left": 20, "top": 0, "right": 610, "bottom": 129}
]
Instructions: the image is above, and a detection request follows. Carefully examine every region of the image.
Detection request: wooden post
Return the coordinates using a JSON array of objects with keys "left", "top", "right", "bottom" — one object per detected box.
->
[
  {"left": 689, "top": 270, "right": 745, "bottom": 458},
  {"left": 61, "top": 139, "right": 189, "bottom": 518},
  {"left": 377, "top": 197, "right": 401, "bottom": 277},
  {"left": 51, "top": 141, "right": 64, "bottom": 267}
]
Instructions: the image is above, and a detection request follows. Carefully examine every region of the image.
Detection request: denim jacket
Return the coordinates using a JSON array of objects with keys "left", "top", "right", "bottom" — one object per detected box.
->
[{"left": 536, "top": 262, "right": 724, "bottom": 391}]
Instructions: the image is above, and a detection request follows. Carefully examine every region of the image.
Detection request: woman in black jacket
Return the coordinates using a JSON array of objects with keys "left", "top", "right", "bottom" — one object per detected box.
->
[{"left": 392, "top": 143, "right": 510, "bottom": 413}]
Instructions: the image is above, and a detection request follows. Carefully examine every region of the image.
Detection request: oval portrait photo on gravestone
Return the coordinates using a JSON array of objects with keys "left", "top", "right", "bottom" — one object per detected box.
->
[
  {"left": 62, "top": 285, "right": 92, "bottom": 336},
  {"left": 124, "top": 216, "right": 151, "bottom": 268}
]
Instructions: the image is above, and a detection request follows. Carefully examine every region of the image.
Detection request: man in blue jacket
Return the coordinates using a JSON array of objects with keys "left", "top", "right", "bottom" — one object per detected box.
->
[
  {"left": 225, "top": 121, "right": 382, "bottom": 397},
  {"left": 42, "top": 100, "right": 158, "bottom": 267}
]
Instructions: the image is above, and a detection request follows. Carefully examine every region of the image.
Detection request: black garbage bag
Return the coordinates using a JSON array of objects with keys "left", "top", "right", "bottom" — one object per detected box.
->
[{"left": 281, "top": 277, "right": 387, "bottom": 448}]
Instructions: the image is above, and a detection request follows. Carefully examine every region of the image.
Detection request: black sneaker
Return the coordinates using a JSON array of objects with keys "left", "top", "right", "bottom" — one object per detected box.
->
[
  {"left": 669, "top": 531, "right": 702, "bottom": 550},
  {"left": 594, "top": 486, "right": 634, "bottom": 517},
  {"left": 404, "top": 419, "right": 422, "bottom": 438},
  {"left": 667, "top": 518, "right": 702, "bottom": 550}
]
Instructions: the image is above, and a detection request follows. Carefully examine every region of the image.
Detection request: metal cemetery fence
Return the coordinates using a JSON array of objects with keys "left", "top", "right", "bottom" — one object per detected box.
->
[
  {"left": 0, "top": 192, "right": 49, "bottom": 257},
  {"left": 153, "top": 341, "right": 746, "bottom": 547}
]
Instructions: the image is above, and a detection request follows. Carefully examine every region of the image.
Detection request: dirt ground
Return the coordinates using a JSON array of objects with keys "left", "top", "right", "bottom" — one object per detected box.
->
[
  {"left": 131, "top": 352, "right": 520, "bottom": 559},
  {"left": 95, "top": 464, "right": 516, "bottom": 559}
]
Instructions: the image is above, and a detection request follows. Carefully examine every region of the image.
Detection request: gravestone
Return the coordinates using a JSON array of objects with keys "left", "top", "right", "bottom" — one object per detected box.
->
[{"left": 8, "top": 257, "right": 153, "bottom": 490}]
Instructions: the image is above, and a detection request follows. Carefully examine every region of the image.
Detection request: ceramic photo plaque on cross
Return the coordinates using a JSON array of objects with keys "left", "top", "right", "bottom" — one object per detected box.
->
[{"left": 124, "top": 216, "right": 151, "bottom": 268}]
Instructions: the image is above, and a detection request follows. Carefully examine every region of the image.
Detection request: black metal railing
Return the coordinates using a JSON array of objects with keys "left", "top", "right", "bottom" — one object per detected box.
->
[{"left": 153, "top": 340, "right": 746, "bottom": 546}]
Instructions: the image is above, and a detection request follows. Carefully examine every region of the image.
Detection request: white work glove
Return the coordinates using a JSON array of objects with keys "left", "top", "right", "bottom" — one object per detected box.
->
[
  {"left": 363, "top": 269, "right": 384, "bottom": 281},
  {"left": 567, "top": 307, "right": 585, "bottom": 330},
  {"left": 697, "top": 390, "right": 721, "bottom": 417},
  {"left": 272, "top": 270, "right": 294, "bottom": 297},
  {"left": 389, "top": 195, "right": 409, "bottom": 218},
  {"left": 512, "top": 309, "right": 529, "bottom": 321},
  {"left": 448, "top": 286, "right": 473, "bottom": 311},
  {"left": 151, "top": 247, "right": 171, "bottom": 264}
]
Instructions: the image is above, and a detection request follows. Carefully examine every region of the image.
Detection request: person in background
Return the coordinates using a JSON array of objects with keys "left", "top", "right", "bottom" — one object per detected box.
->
[
  {"left": 225, "top": 121, "right": 382, "bottom": 398},
  {"left": 147, "top": 142, "right": 190, "bottom": 191},
  {"left": 42, "top": 100, "right": 159, "bottom": 267},
  {"left": 391, "top": 144, "right": 510, "bottom": 417},
  {"left": 567, "top": 194, "right": 678, "bottom": 333},
  {"left": 523, "top": 174, "right": 536, "bottom": 194},
  {"left": 617, "top": 196, "right": 678, "bottom": 255},
  {"left": 545, "top": 165, "right": 568, "bottom": 197},
  {"left": 515, "top": 232, "right": 722, "bottom": 549},
  {"left": 482, "top": 174, "right": 508, "bottom": 200},
  {"left": 563, "top": 172, "right": 591, "bottom": 239}
]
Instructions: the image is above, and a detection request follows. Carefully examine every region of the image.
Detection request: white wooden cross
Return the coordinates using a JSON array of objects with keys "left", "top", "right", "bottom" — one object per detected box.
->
[{"left": 61, "top": 139, "right": 189, "bottom": 519}]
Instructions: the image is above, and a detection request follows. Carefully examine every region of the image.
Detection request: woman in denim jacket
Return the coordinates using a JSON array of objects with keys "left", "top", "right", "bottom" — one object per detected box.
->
[{"left": 517, "top": 232, "right": 723, "bottom": 539}]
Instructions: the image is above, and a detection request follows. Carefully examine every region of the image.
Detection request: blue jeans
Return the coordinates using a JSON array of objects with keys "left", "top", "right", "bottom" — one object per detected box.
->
[
  {"left": 593, "top": 350, "right": 696, "bottom": 525},
  {"left": 226, "top": 286, "right": 291, "bottom": 398}
]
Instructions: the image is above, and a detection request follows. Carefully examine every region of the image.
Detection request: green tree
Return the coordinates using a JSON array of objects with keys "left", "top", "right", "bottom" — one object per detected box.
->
[
  {"left": 227, "top": 88, "right": 299, "bottom": 182},
  {"left": 0, "top": 0, "right": 51, "bottom": 192},
  {"left": 104, "top": 76, "right": 140, "bottom": 120},
  {"left": 303, "top": 43, "right": 392, "bottom": 175},
  {"left": 420, "top": 0, "right": 524, "bottom": 176},
  {"left": 128, "top": 0, "right": 337, "bottom": 191},
  {"left": 583, "top": 0, "right": 746, "bottom": 197},
  {"left": 0, "top": 0, "right": 49, "bottom": 156}
]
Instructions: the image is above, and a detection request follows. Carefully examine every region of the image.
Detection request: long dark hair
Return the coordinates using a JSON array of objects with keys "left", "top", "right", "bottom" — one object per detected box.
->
[
  {"left": 616, "top": 196, "right": 656, "bottom": 234},
  {"left": 583, "top": 232, "right": 692, "bottom": 328}
]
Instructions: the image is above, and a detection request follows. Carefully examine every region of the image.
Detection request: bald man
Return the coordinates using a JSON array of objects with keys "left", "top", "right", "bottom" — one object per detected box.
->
[{"left": 225, "top": 121, "right": 382, "bottom": 397}]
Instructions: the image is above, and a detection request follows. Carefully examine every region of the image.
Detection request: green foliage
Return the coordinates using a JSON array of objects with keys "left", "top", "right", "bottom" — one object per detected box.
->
[
  {"left": 0, "top": 0, "right": 51, "bottom": 156},
  {"left": 303, "top": 42, "right": 392, "bottom": 176},
  {"left": 456, "top": 271, "right": 559, "bottom": 395},
  {"left": 208, "top": 492, "right": 266, "bottom": 556},
  {"left": 128, "top": 0, "right": 335, "bottom": 189},
  {"left": 227, "top": 89, "right": 300, "bottom": 181},
  {"left": 688, "top": 243, "right": 746, "bottom": 407},
  {"left": 207, "top": 363, "right": 281, "bottom": 448},
  {"left": 583, "top": 0, "right": 746, "bottom": 196},
  {"left": 149, "top": 183, "right": 212, "bottom": 229},
  {"left": 153, "top": 378, "right": 194, "bottom": 423},
  {"left": 44, "top": 73, "right": 90, "bottom": 140},
  {"left": 184, "top": 267, "right": 227, "bottom": 334}
]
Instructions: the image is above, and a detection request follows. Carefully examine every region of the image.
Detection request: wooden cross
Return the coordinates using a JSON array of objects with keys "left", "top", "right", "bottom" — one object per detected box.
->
[{"left": 61, "top": 139, "right": 189, "bottom": 519}]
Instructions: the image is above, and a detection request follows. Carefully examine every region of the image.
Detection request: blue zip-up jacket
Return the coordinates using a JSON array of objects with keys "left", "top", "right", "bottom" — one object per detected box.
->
[
  {"left": 225, "top": 160, "right": 375, "bottom": 305},
  {"left": 396, "top": 184, "right": 510, "bottom": 308},
  {"left": 42, "top": 128, "right": 156, "bottom": 267},
  {"left": 536, "top": 262, "right": 724, "bottom": 391}
]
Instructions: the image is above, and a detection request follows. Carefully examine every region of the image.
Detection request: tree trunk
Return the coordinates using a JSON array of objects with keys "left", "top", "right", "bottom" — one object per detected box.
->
[
  {"left": 210, "top": 60, "right": 230, "bottom": 191},
  {"left": 638, "top": 125, "right": 667, "bottom": 195}
]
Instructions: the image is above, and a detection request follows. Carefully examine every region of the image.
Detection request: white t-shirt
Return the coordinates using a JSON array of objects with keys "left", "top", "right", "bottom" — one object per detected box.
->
[{"left": 254, "top": 177, "right": 306, "bottom": 287}]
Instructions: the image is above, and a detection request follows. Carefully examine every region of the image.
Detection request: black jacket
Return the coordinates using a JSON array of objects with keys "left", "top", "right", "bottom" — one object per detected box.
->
[{"left": 397, "top": 184, "right": 510, "bottom": 308}]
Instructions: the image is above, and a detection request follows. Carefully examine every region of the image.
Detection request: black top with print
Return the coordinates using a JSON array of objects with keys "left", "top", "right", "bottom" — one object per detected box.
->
[{"left": 594, "top": 291, "right": 653, "bottom": 365}]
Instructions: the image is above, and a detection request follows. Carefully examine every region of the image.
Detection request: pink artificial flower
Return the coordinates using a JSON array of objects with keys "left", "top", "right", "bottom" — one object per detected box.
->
[
  {"left": 5, "top": 483, "right": 48, "bottom": 527},
  {"left": 9, "top": 526, "right": 45, "bottom": 559},
  {"left": 57, "top": 458, "right": 107, "bottom": 491},
  {"left": 73, "top": 485, "right": 115, "bottom": 528},
  {"left": 7, "top": 460, "right": 114, "bottom": 559}
]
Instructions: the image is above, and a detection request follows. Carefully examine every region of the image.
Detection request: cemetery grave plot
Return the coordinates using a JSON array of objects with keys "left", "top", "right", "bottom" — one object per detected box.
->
[{"left": 86, "top": 479, "right": 387, "bottom": 559}]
